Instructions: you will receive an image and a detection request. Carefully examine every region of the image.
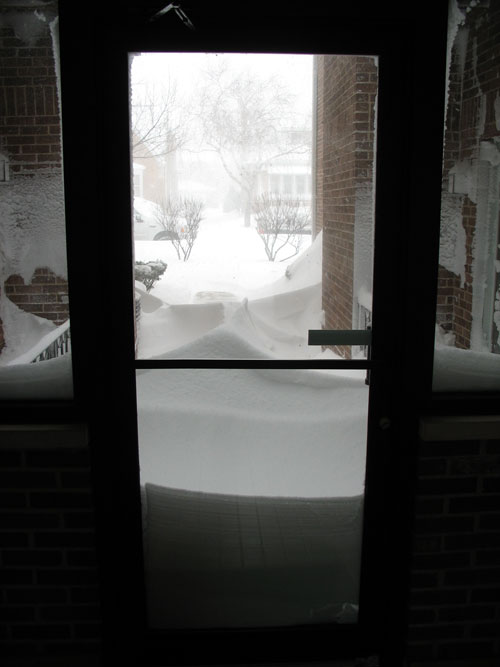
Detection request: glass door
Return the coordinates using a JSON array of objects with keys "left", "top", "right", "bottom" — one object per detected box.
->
[{"left": 130, "top": 52, "right": 377, "bottom": 630}]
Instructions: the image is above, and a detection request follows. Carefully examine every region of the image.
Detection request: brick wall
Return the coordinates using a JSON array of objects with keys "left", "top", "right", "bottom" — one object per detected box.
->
[
  {"left": 4, "top": 269, "right": 69, "bottom": 327},
  {"left": 0, "top": 9, "right": 62, "bottom": 174},
  {"left": 407, "top": 436, "right": 500, "bottom": 665},
  {"left": 315, "top": 55, "right": 377, "bottom": 357},
  {"left": 0, "top": 427, "right": 102, "bottom": 665}
]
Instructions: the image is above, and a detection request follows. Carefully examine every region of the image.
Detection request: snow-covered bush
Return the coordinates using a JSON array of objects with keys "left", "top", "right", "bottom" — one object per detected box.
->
[
  {"left": 253, "top": 193, "right": 311, "bottom": 262},
  {"left": 135, "top": 260, "right": 167, "bottom": 292},
  {"left": 154, "top": 196, "right": 204, "bottom": 261}
]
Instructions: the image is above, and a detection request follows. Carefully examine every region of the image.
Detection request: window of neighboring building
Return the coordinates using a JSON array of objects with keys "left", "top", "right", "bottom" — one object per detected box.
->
[
  {"left": 269, "top": 173, "right": 280, "bottom": 192},
  {"left": 283, "top": 173, "right": 293, "bottom": 194},
  {"left": 295, "top": 173, "right": 306, "bottom": 196}
]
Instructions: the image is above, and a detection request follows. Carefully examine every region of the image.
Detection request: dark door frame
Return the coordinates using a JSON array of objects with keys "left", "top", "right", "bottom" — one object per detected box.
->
[{"left": 58, "top": 2, "right": 449, "bottom": 665}]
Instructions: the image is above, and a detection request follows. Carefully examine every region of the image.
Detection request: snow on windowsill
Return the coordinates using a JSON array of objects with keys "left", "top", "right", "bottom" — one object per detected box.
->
[
  {"left": 433, "top": 344, "right": 500, "bottom": 393},
  {"left": 0, "top": 355, "right": 73, "bottom": 400}
]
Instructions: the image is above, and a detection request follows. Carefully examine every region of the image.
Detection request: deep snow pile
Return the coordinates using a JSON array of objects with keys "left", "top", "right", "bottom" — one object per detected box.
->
[
  {"left": 0, "top": 303, "right": 73, "bottom": 398},
  {"left": 137, "top": 366, "right": 368, "bottom": 498},
  {"left": 136, "top": 221, "right": 325, "bottom": 360},
  {"left": 433, "top": 343, "right": 500, "bottom": 392},
  {"left": 0, "top": 297, "right": 59, "bottom": 365},
  {"left": 0, "top": 354, "right": 72, "bottom": 399}
]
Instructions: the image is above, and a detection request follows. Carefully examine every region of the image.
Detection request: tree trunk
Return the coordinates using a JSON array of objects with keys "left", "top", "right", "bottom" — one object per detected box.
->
[
  {"left": 244, "top": 201, "right": 251, "bottom": 227},
  {"left": 242, "top": 188, "right": 252, "bottom": 227}
]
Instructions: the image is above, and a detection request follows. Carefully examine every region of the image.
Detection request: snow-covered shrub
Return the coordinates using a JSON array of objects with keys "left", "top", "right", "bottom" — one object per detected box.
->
[
  {"left": 253, "top": 193, "right": 311, "bottom": 262},
  {"left": 154, "top": 196, "right": 204, "bottom": 261},
  {"left": 135, "top": 260, "right": 167, "bottom": 292}
]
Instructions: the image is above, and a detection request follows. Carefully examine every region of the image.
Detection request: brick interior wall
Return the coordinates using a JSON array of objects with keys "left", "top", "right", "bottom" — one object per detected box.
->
[
  {"left": 315, "top": 55, "right": 377, "bottom": 357},
  {"left": 438, "top": 0, "right": 500, "bottom": 348},
  {"left": 407, "top": 437, "right": 500, "bottom": 665},
  {"left": 0, "top": 429, "right": 102, "bottom": 664},
  {"left": 0, "top": 5, "right": 68, "bottom": 354}
]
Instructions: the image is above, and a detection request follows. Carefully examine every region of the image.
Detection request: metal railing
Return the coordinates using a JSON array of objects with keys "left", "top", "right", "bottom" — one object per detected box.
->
[{"left": 31, "top": 324, "right": 71, "bottom": 363}]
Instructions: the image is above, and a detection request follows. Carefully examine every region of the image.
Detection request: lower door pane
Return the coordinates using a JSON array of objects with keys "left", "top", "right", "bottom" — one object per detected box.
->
[{"left": 136, "top": 367, "right": 368, "bottom": 628}]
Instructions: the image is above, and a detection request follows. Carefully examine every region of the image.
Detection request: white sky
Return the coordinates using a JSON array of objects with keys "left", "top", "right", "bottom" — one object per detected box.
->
[{"left": 130, "top": 52, "right": 313, "bottom": 117}]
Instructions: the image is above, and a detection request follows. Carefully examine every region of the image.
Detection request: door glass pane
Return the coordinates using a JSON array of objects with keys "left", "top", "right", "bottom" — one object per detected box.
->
[
  {"left": 130, "top": 53, "right": 378, "bottom": 361},
  {"left": 433, "top": 0, "right": 500, "bottom": 391},
  {"left": 137, "top": 368, "right": 368, "bottom": 628},
  {"left": 131, "top": 52, "right": 378, "bottom": 630},
  {"left": 0, "top": 2, "right": 72, "bottom": 399}
]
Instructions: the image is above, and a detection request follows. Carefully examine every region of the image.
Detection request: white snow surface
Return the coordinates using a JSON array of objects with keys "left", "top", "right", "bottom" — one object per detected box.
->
[
  {"left": 0, "top": 354, "right": 72, "bottom": 399},
  {"left": 0, "top": 297, "right": 57, "bottom": 365},
  {"left": 0, "top": 173, "right": 67, "bottom": 284},
  {"left": 433, "top": 343, "right": 500, "bottom": 392},
  {"left": 137, "top": 367, "right": 368, "bottom": 498},
  {"left": 0, "top": 301, "right": 72, "bottom": 398},
  {"left": 439, "top": 192, "right": 466, "bottom": 284}
]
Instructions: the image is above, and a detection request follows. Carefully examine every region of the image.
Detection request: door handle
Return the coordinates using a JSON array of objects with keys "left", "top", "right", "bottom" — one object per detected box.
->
[
  {"left": 307, "top": 329, "right": 372, "bottom": 346},
  {"left": 308, "top": 328, "right": 372, "bottom": 385}
]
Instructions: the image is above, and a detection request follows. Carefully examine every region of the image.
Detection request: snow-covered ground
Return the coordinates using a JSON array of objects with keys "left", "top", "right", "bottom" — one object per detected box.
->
[{"left": 135, "top": 207, "right": 328, "bottom": 360}]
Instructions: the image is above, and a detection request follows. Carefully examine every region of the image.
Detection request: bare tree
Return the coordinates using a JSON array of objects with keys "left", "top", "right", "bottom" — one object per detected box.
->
[
  {"left": 131, "top": 79, "right": 188, "bottom": 160},
  {"left": 154, "top": 196, "right": 204, "bottom": 262},
  {"left": 198, "top": 60, "right": 311, "bottom": 227},
  {"left": 253, "top": 193, "right": 310, "bottom": 262}
]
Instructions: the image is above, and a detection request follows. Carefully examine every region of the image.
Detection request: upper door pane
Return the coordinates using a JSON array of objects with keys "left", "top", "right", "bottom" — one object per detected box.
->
[
  {"left": 0, "top": 2, "right": 72, "bottom": 399},
  {"left": 130, "top": 53, "right": 378, "bottom": 361}
]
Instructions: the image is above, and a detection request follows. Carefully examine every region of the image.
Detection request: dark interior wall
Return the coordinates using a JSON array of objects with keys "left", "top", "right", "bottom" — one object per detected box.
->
[
  {"left": 0, "top": 427, "right": 102, "bottom": 664},
  {"left": 406, "top": 435, "right": 500, "bottom": 664}
]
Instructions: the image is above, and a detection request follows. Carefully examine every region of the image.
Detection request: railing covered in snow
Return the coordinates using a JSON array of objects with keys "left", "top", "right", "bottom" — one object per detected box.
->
[{"left": 31, "top": 321, "right": 71, "bottom": 363}]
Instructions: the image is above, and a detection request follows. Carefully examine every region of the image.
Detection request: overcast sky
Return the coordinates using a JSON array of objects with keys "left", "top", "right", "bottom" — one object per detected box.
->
[{"left": 130, "top": 52, "right": 313, "bottom": 119}]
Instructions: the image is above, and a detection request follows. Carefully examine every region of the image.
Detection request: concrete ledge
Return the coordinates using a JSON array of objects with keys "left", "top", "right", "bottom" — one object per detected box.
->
[
  {"left": 0, "top": 423, "right": 88, "bottom": 448},
  {"left": 419, "top": 415, "right": 500, "bottom": 442}
]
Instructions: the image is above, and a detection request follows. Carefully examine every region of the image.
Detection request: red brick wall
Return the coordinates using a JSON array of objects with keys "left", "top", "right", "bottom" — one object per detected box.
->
[
  {"left": 315, "top": 55, "right": 377, "bottom": 357},
  {"left": 4, "top": 269, "right": 69, "bottom": 327},
  {"left": 0, "top": 12, "right": 62, "bottom": 174}
]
